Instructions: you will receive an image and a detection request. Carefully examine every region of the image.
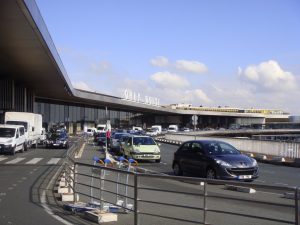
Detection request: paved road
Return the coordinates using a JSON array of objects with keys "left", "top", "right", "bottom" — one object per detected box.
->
[
  {"left": 140, "top": 143, "right": 300, "bottom": 187},
  {"left": 0, "top": 139, "right": 88, "bottom": 225},
  {"left": 73, "top": 141, "right": 299, "bottom": 225},
  {"left": 1, "top": 140, "right": 298, "bottom": 225}
]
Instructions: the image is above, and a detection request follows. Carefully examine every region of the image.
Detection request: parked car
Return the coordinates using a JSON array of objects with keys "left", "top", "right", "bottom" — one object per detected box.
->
[
  {"left": 172, "top": 140, "right": 259, "bottom": 181},
  {"left": 94, "top": 132, "right": 107, "bottom": 146},
  {"left": 122, "top": 135, "right": 161, "bottom": 162},
  {"left": 0, "top": 124, "right": 26, "bottom": 155},
  {"left": 110, "top": 132, "right": 129, "bottom": 154},
  {"left": 46, "top": 132, "right": 69, "bottom": 149}
]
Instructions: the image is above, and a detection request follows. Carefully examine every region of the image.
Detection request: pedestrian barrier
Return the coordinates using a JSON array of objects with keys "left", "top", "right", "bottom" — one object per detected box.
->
[{"left": 59, "top": 138, "right": 300, "bottom": 225}]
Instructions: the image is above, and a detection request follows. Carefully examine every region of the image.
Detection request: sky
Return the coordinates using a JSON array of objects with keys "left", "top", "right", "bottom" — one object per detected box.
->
[{"left": 36, "top": 0, "right": 300, "bottom": 115}]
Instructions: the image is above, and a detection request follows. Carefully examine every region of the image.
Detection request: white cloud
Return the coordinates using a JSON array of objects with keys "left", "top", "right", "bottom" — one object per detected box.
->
[
  {"left": 175, "top": 60, "right": 208, "bottom": 74},
  {"left": 184, "top": 89, "right": 212, "bottom": 104},
  {"left": 72, "top": 81, "right": 94, "bottom": 92},
  {"left": 150, "top": 56, "right": 169, "bottom": 67},
  {"left": 239, "top": 60, "right": 297, "bottom": 92},
  {"left": 89, "top": 61, "right": 111, "bottom": 75},
  {"left": 150, "top": 71, "right": 190, "bottom": 89}
]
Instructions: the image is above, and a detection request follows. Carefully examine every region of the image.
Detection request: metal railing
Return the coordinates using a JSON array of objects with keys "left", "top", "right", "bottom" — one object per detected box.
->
[{"left": 61, "top": 144, "right": 300, "bottom": 225}]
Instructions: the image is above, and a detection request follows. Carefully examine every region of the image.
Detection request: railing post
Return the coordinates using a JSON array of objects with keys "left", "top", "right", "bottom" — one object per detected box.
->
[
  {"left": 134, "top": 173, "right": 139, "bottom": 225},
  {"left": 203, "top": 182, "right": 208, "bottom": 224},
  {"left": 73, "top": 163, "right": 77, "bottom": 203},
  {"left": 296, "top": 188, "right": 299, "bottom": 225}
]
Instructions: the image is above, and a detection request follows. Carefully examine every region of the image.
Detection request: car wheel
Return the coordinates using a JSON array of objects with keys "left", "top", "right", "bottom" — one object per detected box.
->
[
  {"left": 206, "top": 168, "right": 216, "bottom": 179},
  {"left": 11, "top": 146, "right": 16, "bottom": 155},
  {"left": 24, "top": 142, "right": 28, "bottom": 151},
  {"left": 20, "top": 144, "right": 25, "bottom": 153},
  {"left": 173, "top": 162, "right": 183, "bottom": 176}
]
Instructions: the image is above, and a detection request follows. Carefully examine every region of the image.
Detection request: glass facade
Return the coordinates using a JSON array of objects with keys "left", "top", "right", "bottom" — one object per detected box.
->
[{"left": 34, "top": 101, "right": 142, "bottom": 132}]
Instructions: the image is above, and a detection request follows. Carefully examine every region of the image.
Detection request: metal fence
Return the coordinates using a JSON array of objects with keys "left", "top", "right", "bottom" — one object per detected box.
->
[
  {"left": 62, "top": 145, "right": 300, "bottom": 225},
  {"left": 166, "top": 134, "right": 300, "bottom": 159}
]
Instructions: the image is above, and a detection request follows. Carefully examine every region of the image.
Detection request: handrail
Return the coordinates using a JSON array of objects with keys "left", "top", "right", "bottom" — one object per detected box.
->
[{"left": 61, "top": 139, "right": 300, "bottom": 225}]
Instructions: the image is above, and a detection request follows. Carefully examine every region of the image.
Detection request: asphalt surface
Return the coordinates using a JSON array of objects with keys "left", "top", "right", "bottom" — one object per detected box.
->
[
  {"left": 71, "top": 141, "right": 299, "bottom": 225},
  {"left": 1, "top": 139, "right": 299, "bottom": 225},
  {"left": 0, "top": 145, "right": 69, "bottom": 225}
]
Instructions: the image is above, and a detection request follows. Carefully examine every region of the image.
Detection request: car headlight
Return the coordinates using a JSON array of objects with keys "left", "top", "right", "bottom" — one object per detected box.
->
[
  {"left": 6, "top": 139, "right": 13, "bottom": 144},
  {"left": 251, "top": 158, "right": 258, "bottom": 167},
  {"left": 154, "top": 147, "right": 160, "bottom": 153},
  {"left": 131, "top": 148, "right": 140, "bottom": 153},
  {"left": 215, "top": 159, "right": 232, "bottom": 167}
]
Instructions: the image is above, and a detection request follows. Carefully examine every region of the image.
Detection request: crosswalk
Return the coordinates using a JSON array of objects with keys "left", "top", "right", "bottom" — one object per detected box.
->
[{"left": 0, "top": 157, "right": 63, "bottom": 165}]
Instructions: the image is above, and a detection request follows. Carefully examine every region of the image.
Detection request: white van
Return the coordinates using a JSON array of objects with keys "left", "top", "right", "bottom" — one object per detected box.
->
[
  {"left": 0, "top": 124, "right": 26, "bottom": 155},
  {"left": 168, "top": 125, "right": 178, "bottom": 132},
  {"left": 151, "top": 125, "right": 162, "bottom": 134},
  {"left": 5, "top": 112, "right": 43, "bottom": 149}
]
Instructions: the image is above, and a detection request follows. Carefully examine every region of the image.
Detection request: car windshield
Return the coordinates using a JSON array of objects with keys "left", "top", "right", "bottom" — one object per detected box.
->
[
  {"left": 0, "top": 128, "right": 15, "bottom": 138},
  {"left": 113, "top": 133, "right": 126, "bottom": 139},
  {"left": 6, "top": 121, "right": 28, "bottom": 131},
  {"left": 204, "top": 142, "right": 240, "bottom": 155},
  {"left": 133, "top": 137, "right": 156, "bottom": 145},
  {"left": 97, "top": 132, "right": 106, "bottom": 137}
]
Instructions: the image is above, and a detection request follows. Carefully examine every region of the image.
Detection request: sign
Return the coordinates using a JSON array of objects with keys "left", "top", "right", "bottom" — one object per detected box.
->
[
  {"left": 122, "top": 89, "right": 160, "bottom": 107},
  {"left": 192, "top": 115, "right": 198, "bottom": 127},
  {"left": 192, "top": 115, "right": 198, "bottom": 122}
]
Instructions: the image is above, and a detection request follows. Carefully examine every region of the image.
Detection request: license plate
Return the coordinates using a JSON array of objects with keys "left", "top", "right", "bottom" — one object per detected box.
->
[{"left": 238, "top": 175, "right": 252, "bottom": 179}]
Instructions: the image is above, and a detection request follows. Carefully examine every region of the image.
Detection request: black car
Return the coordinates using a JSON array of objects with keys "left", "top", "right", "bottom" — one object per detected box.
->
[
  {"left": 172, "top": 140, "right": 259, "bottom": 181},
  {"left": 94, "top": 132, "right": 107, "bottom": 146},
  {"left": 46, "top": 132, "right": 69, "bottom": 149}
]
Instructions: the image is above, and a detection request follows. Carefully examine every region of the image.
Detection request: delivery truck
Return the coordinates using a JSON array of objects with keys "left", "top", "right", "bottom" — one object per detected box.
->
[{"left": 5, "top": 112, "right": 43, "bottom": 150}]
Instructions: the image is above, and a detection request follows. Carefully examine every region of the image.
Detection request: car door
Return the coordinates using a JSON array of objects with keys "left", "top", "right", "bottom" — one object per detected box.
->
[
  {"left": 176, "top": 142, "right": 193, "bottom": 173},
  {"left": 15, "top": 128, "right": 21, "bottom": 151},
  {"left": 188, "top": 142, "right": 207, "bottom": 176}
]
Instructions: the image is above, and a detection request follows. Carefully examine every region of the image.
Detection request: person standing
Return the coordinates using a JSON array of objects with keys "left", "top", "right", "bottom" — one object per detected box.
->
[{"left": 106, "top": 129, "right": 111, "bottom": 148}]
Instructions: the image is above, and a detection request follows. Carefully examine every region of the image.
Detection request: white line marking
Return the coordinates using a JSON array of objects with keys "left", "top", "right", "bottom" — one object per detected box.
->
[
  {"left": 0, "top": 157, "right": 8, "bottom": 162},
  {"left": 47, "top": 158, "right": 61, "bottom": 165},
  {"left": 5, "top": 158, "right": 26, "bottom": 164},
  {"left": 26, "top": 158, "right": 43, "bottom": 164}
]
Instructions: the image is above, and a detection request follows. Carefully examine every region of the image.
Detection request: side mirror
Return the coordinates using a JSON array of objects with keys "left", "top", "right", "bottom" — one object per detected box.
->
[
  {"left": 32, "top": 127, "right": 35, "bottom": 132},
  {"left": 16, "top": 134, "right": 19, "bottom": 138}
]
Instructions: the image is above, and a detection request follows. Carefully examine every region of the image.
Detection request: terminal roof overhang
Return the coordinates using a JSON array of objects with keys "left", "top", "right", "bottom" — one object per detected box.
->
[{"left": 0, "top": 0, "right": 265, "bottom": 118}]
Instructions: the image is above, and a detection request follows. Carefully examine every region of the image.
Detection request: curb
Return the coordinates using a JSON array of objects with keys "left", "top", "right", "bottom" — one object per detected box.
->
[{"left": 225, "top": 185, "right": 256, "bottom": 194}]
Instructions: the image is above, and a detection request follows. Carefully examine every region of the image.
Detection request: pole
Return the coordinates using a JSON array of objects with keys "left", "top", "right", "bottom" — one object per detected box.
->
[{"left": 134, "top": 173, "right": 139, "bottom": 225}]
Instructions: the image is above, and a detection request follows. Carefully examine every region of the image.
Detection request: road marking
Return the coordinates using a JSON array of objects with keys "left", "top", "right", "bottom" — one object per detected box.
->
[
  {"left": 0, "top": 157, "right": 8, "bottom": 162},
  {"left": 47, "top": 158, "right": 61, "bottom": 165},
  {"left": 5, "top": 158, "right": 26, "bottom": 164},
  {"left": 26, "top": 158, "right": 43, "bottom": 164}
]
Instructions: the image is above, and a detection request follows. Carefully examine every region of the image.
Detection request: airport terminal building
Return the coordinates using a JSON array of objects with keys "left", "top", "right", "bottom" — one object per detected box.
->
[{"left": 0, "top": 0, "right": 291, "bottom": 133}]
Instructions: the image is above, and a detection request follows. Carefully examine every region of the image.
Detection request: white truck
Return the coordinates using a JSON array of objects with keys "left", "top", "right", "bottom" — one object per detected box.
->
[
  {"left": 0, "top": 124, "right": 26, "bottom": 155},
  {"left": 168, "top": 124, "right": 178, "bottom": 132},
  {"left": 5, "top": 112, "right": 43, "bottom": 150},
  {"left": 151, "top": 125, "right": 162, "bottom": 134},
  {"left": 96, "top": 124, "right": 107, "bottom": 133}
]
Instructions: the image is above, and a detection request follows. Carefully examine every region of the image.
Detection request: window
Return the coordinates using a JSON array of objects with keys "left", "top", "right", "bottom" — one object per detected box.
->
[
  {"left": 179, "top": 142, "right": 190, "bottom": 151},
  {"left": 191, "top": 142, "right": 203, "bottom": 152}
]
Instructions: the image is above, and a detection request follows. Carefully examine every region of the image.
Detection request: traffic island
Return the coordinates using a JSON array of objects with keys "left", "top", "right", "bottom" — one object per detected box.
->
[{"left": 84, "top": 210, "right": 118, "bottom": 223}]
